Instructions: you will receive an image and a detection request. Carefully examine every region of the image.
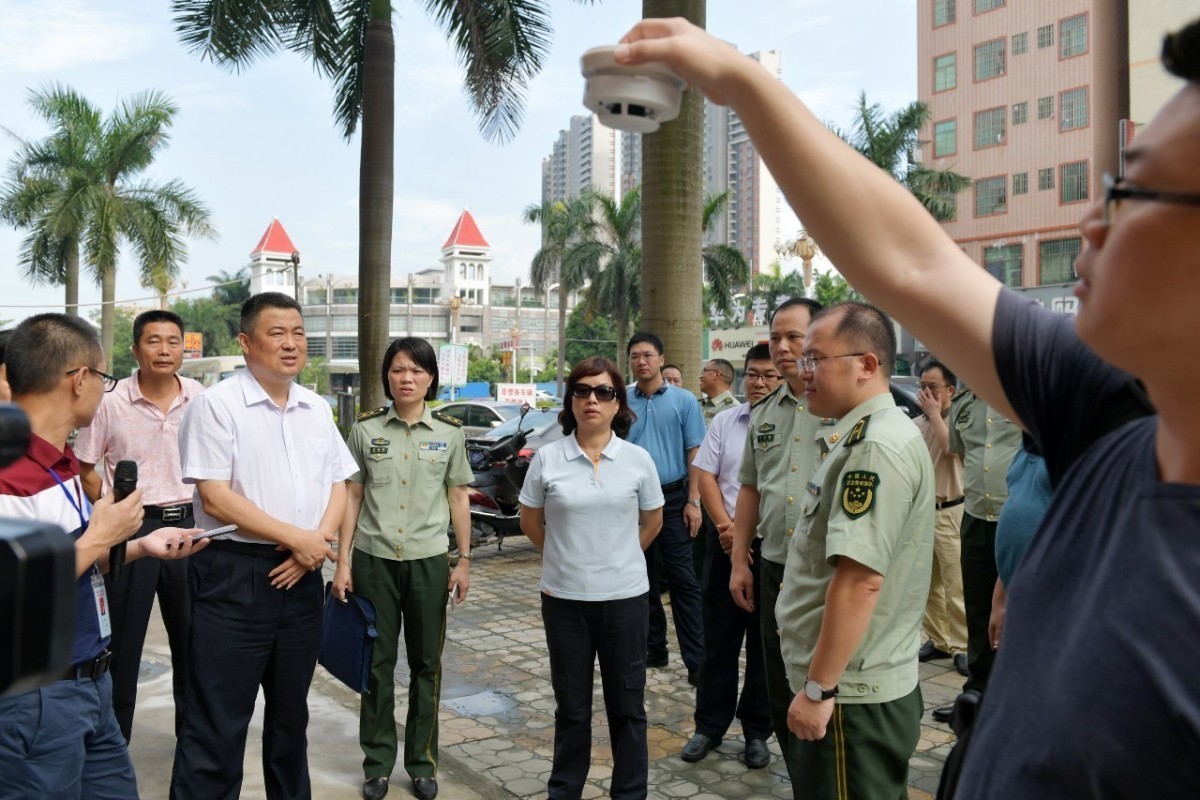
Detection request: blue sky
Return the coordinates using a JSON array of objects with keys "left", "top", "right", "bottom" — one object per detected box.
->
[{"left": 0, "top": 0, "right": 916, "bottom": 324}]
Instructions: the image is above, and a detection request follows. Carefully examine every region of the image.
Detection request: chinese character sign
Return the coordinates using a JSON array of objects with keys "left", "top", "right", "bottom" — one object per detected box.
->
[
  {"left": 438, "top": 344, "right": 469, "bottom": 386},
  {"left": 496, "top": 383, "right": 537, "bottom": 405},
  {"left": 184, "top": 332, "right": 203, "bottom": 359}
]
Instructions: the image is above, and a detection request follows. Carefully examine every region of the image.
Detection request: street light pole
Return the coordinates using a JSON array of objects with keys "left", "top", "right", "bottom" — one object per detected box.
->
[
  {"left": 289, "top": 250, "right": 301, "bottom": 301},
  {"left": 774, "top": 231, "right": 819, "bottom": 289}
]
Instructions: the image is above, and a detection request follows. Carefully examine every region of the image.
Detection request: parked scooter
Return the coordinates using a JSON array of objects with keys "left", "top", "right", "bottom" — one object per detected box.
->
[{"left": 450, "top": 406, "right": 534, "bottom": 552}]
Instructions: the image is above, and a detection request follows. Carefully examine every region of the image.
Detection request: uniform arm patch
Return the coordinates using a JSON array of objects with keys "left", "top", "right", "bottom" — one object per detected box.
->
[{"left": 840, "top": 470, "right": 879, "bottom": 519}]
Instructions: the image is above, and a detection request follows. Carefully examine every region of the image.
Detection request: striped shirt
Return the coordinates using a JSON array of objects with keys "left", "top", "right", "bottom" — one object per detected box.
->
[{"left": 74, "top": 374, "right": 204, "bottom": 506}]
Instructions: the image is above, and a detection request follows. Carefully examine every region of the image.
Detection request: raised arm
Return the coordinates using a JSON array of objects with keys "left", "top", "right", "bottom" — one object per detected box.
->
[{"left": 617, "top": 19, "right": 1015, "bottom": 422}]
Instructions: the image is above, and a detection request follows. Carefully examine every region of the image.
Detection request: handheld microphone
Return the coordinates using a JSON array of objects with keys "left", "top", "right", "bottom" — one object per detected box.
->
[{"left": 109, "top": 460, "right": 137, "bottom": 580}]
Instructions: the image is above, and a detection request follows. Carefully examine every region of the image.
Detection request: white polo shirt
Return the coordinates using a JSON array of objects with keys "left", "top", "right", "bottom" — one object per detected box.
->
[
  {"left": 692, "top": 401, "right": 751, "bottom": 519},
  {"left": 179, "top": 368, "right": 356, "bottom": 544},
  {"left": 520, "top": 432, "right": 664, "bottom": 601}
]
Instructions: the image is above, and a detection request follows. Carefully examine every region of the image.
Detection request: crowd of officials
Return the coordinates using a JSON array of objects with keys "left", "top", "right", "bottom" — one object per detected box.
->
[{"left": 1, "top": 13, "right": 1199, "bottom": 800}]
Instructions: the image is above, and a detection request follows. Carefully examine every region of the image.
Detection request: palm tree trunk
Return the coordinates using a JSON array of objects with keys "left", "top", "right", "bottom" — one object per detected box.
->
[
  {"left": 100, "top": 266, "right": 116, "bottom": 367},
  {"left": 556, "top": 270, "right": 568, "bottom": 396},
  {"left": 357, "top": 3, "right": 395, "bottom": 413},
  {"left": 65, "top": 242, "right": 80, "bottom": 317},
  {"left": 640, "top": 0, "right": 706, "bottom": 383}
]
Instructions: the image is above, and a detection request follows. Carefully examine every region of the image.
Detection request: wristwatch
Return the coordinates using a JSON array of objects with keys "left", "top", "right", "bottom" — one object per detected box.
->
[
  {"left": 686, "top": 499, "right": 701, "bottom": 508},
  {"left": 803, "top": 678, "right": 839, "bottom": 702}
]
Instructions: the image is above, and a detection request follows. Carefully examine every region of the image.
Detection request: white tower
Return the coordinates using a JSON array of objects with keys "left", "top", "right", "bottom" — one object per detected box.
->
[
  {"left": 247, "top": 218, "right": 301, "bottom": 297},
  {"left": 439, "top": 210, "right": 492, "bottom": 306}
]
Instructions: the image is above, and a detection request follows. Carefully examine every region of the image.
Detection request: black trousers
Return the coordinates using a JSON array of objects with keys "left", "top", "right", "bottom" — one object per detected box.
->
[
  {"left": 542, "top": 593, "right": 649, "bottom": 800},
  {"left": 644, "top": 486, "right": 704, "bottom": 671},
  {"left": 106, "top": 512, "right": 192, "bottom": 743},
  {"left": 694, "top": 533, "right": 771, "bottom": 741},
  {"left": 170, "top": 542, "right": 323, "bottom": 800},
  {"left": 960, "top": 513, "right": 998, "bottom": 694}
]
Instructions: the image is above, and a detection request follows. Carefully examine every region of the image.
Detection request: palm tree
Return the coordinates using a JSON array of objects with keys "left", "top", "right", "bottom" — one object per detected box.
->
[
  {"left": 701, "top": 190, "right": 749, "bottom": 318},
  {"left": 2, "top": 85, "right": 214, "bottom": 363},
  {"left": 640, "top": 0, "right": 706, "bottom": 380},
  {"left": 834, "top": 91, "right": 970, "bottom": 221},
  {"left": 566, "top": 188, "right": 642, "bottom": 376},
  {"left": 522, "top": 194, "right": 594, "bottom": 396},
  {"left": 173, "top": 0, "right": 591, "bottom": 411}
]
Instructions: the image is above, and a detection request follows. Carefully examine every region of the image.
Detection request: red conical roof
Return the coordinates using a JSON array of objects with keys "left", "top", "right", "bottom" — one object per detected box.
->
[
  {"left": 441, "top": 209, "right": 489, "bottom": 250},
  {"left": 250, "top": 218, "right": 299, "bottom": 257}
]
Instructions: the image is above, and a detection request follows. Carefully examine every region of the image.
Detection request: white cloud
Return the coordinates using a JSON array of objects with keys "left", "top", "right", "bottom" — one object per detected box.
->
[{"left": 0, "top": 1, "right": 153, "bottom": 73}]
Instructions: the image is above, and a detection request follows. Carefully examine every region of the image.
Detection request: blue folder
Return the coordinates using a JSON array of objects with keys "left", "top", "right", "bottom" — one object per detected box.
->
[{"left": 319, "top": 582, "right": 378, "bottom": 694}]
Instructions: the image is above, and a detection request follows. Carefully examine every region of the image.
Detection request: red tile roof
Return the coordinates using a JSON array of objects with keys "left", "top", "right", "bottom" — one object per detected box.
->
[
  {"left": 441, "top": 209, "right": 490, "bottom": 250},
  {"left": 250, "top": 218, "right": 298, "bottom": 256}
]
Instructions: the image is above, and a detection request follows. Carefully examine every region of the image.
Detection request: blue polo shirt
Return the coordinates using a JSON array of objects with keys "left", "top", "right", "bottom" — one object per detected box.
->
[{"left": 626, "top": 382, "right": 706, "bottom": 485}]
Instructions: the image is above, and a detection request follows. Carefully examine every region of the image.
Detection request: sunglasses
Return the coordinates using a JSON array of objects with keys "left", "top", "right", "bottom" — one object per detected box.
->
[{"left": 570, "top": 383, "right": 618, "bottom": 402}]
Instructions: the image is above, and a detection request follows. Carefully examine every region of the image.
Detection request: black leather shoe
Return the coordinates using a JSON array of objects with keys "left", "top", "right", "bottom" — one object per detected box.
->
[
  {"left": 362, "top": 777, "right": 388, "bottom": 800},
  {"left": 412, "top": 777, "right": 438, "bottom": 800},
  {"left": 931, "top": 704, "right": 955, "bottom": 724},
  {"left": 687, "top": 668, "right": 700, "bottom": 687},
  {"left": 681, "top": 733, "right": 720, "bottom": 762},
  {"left": 918, "top": 639, "right": 951, "bottom": 662},
  {"left": 744, "top": 738, "right": 770, "bottom": 769},
  {"left": 647, "top": 655, "right": 668, "bottom": 668},
  {"left": 954, "top": 653, "right": 969, "bottom": 676}
]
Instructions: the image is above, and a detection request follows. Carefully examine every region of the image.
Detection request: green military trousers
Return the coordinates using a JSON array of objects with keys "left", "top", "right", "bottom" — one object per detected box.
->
[{"left": 353, "top": 549, "right": 449, "bottom": 781}]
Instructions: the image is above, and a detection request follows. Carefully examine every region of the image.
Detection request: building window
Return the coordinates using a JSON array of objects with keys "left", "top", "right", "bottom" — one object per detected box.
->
[
  {"left": 974, "top": 0, "right": 1004, "bottom": 13},
  {"left": 934, "top": 53, "right": 957, "bottom": 92},
  {"left": 1060, "top": 88, "right": 1088, "bottom": 131},
  {"left": 332, "top": 287, "right": 358, "bottom": 305},
  {"left": 974, "top": 39, "right": 1006, "bottom": 81},
  {"left": 1038, "top": 167, "right": 1055, "bottom": 190},
  {"left": 412, "top": 315, "right": 448, "bottom": 334},
  {"left": 307, "top": 288, "right": 327, "bottom": 305},
  {"left": 332, "top": 338, "right": 359, "bottom": 359},
  {"left": 1013, "top": 172, "right": 1029, "bottom": 194},
  {"left": 1012, "top": 101, "right": 1028, "bottom": 125},
  {"left": 984, "top": 244, "right": 1023, "bottom": 287},
  {"left": 412, "top": 287, "right": 438, "bottom": 304},
  {"left": 1012, "top": 31, "right": 1028, "bottom": 55},
  {"left": 1060, "top": 14, "right": 1088, "bottom": 58},
  {"left": 306, "top": 317, "right": 326, "bottom": 333},
  {"left": 331, "top": 315, "right": 358, "bottom": 332},
  {"left": 934, "top": 0, "right": 956, "bottom": 27},
  {"left": 934, "top": 120, "right": 957, "bottom": 157},
  {"left": 388, "top": 315, "right": 406, "bottom": 333},
  {"left": 1040, "top": 238, "right": 1082, "bottom": 284},
  {"left": 1037, "top": 24, "right": 1054, "bottom": 48},
  {"left": 1060, "top": 161, "right": 1089, "bottom": 203},
  {"left": 307, "top": 337, "right": 326, "bottom": 358},
  {"left": 975, "top": 176, "right": 1007, "bottom": 217},
  {"left": 1037, "top": 95, "right": 1053, "bottom": 120},
  {"left": 974, "top": 107, "right": 1006, "bottom": 149},
  {"left": 390, "top": 287, "right": 408, "bottom": 304}
]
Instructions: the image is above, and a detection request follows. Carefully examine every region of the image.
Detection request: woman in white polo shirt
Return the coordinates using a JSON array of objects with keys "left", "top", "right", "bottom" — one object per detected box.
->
[{"left": 520, "top": 356, "right": 664, "bottom": 800}]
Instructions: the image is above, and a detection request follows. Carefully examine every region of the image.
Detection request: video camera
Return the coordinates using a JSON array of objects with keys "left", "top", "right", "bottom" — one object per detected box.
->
[{"left": 0, "top": 403, "right": 77, "bottom": 696}]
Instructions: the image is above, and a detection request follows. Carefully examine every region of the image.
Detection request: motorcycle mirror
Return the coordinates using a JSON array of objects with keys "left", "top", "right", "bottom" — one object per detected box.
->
[{"left": 519, "top": 403, "right": 531, "bottom": 420}]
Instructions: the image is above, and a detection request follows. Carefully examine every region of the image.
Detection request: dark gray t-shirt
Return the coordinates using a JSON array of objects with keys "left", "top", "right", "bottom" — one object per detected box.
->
[{"left": 958, "top": 290, "right": 1200, "bottom": 797}]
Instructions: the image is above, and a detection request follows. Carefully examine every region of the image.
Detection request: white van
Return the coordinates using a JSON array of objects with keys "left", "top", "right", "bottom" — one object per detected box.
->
[{"left": 177, "top": 356, "right": 246, "bottom": 388}]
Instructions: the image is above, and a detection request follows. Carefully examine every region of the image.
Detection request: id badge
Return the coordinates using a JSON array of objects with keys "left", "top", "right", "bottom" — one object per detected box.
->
[{"left": 91, "top": 572, "right": 112, "bottom": 638}]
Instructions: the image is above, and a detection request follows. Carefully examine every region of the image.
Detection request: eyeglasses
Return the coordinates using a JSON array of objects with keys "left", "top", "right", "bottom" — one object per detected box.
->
[
  {"left": 66, "top": 366, "right": 118, "bottom": 393},
  {"left": 570, "top": 384, "right": 617, "bottom": 402},
  {"left": 1103, "top": 173, "right": 1200, "bottom": 225},
  {"left": 744, "top": 371, "right": 782, "bottom": 384},
  {"left": 796, "top": 353, "right": 867, "bottom": 373},
  {"left": 917, "top": 382, "right": 948, "bottom": 392}
]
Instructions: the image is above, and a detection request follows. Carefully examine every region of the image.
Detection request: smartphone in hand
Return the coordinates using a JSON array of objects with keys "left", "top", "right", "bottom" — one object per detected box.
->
[{"left": 190, "top": 524, "right": 238, "bottom": 542}]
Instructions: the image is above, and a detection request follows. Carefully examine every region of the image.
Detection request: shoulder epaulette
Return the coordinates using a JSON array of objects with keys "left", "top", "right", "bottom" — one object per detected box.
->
[
  {"left": 752, "top": 384, "right": 783, "bottom": 409},
  {"left": 951, "top": 386, "right": 972, "bottom": 403},
  {"left": 356, "top": 406, "right": 388, "bottom": 422},
  {"left": 844, "top": 415, "right": 871, "bottom": 447},
  {"left": 433, "top": 410, "right": 463, "bottom": 427}
]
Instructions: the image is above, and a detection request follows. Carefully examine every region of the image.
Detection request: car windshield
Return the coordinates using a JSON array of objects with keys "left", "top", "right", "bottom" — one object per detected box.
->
[
  {"left": 481, "top": 408, "right": 562, "bottom": 440},
  {"left": 491, "top": 404, "right": 522, "bottom": 420}
]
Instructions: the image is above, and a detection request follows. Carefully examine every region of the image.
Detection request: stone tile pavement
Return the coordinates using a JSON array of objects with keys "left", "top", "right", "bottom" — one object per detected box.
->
[{"left": 131, "top": 538, "right": 962, "bottom": 798}]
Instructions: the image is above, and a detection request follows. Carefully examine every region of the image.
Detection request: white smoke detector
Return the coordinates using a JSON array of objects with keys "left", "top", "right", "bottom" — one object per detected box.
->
[{"left": 580, "top": 45, "right": 686, "bottom": 133}]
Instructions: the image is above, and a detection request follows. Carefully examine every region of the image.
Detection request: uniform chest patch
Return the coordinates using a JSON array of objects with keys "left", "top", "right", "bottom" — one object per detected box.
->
[
  {"left": 419, "top": 441, "right": 449, "bottom": 452},
  {"left": 758, "top": 422, "right": 776, "bottom": 433},
  {"left": 756, "top": 433, "right": 776, "bottom": 449},
  {"left": 841, "top": 470, "right": 879, "bottom": 519}
]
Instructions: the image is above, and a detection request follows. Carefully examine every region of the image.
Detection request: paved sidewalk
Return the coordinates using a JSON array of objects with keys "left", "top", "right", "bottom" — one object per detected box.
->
[{"left": 131, "top": 539, "right": 960, "bottom": 798}]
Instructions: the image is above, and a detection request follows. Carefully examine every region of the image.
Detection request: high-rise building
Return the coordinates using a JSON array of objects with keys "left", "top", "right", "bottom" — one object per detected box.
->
[
  {"left": 918, "top": 0, "right": 1128, "bottom": 309},
  {"left": 540, "top": 115, "right": 620, "bottom": 204}
]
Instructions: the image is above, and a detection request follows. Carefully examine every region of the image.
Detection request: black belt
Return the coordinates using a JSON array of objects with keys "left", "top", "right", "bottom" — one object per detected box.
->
[
  {"left": 935, "top": 497, "right": 965, "bottom": 510},
  {"left": 145, "top": 503, "right": 192, "bottom": 522},
  {"left": 60, "top": 649, "right": 112, "bottom": 681},
  {"left": 207, "top": 538, "right": 282, "bottom": 556},
  {"left": 661, "top": 478, "right": 687, "bottom": 493}
]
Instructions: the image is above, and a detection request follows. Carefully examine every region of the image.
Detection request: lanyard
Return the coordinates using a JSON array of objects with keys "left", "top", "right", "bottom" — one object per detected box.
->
[{"left": 47, "top": 466, "right": 89, "bottom": 532}]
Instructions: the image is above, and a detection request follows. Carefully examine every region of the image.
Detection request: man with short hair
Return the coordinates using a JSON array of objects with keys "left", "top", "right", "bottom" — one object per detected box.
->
[
  {"left": 75, "top": 309, "right": 203, "bottom": 742},
  {"left": 616, "top": 18, "right": 1200, "bottom": 792},
  {"left": 682, "top": 344, "right": 780, "bottom": 769},
  {"left": 728, "top": 297, "right": 824, "bottom": 784},
  {"left": 171, "top": 292, "right": 357, "bottom": 800},
  {"left": 776, "top": 303, "right": 934, "bottom": 799},
  {"left": 626, "top": 331, "right": 707, "bottom": 682},
  {"left": 699, "top": 358, "right": 737, "bottom": 426},
  {"left": 662, "top": 364, "right": 684, "bottom": 387},
  {"left": 912, "top": 360, "right": 968, "bottom": 677},
  {"left": 0, "top": 313, "right": 204, "bottom": 797}
]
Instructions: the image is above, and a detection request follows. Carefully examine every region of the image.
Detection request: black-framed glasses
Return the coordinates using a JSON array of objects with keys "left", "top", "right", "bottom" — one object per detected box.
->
[
  {"left": 797, "top": 353, "right": 867, "bottom": 373},
  {"left": 1103, "top": 173, "right": 1200, "bottom": 225},
  {"left": 570, "top": 384, "right": 617, "bottom": 402},
  {"left": 66, "top": 366, "right": 118, "bottom": 393},
  {"left": 744, "top": 370, "right": 782, "bottom": 384}
]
